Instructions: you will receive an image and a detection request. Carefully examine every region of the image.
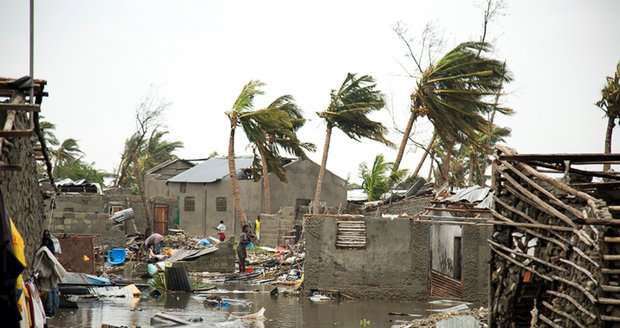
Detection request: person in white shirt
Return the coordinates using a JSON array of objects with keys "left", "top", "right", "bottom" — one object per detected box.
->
[{"left": 213, "top": 220, "right": 226, "bottom": 241}]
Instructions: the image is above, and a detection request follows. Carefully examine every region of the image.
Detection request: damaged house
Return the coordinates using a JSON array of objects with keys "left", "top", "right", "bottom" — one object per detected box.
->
[
  {"left": 304, "top": 186, "right": 493, "bottom": 303},
  {"left": 151, "top": 156, "right": 347, "bottom": 237},
  {"left": 488, "top": 146, "right": 620, "bottom": 327}
]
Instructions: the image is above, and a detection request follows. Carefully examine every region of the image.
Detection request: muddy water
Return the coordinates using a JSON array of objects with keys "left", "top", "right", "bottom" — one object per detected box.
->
[{"left": 48, "top": 282, "right": 447, "bottom": 327}]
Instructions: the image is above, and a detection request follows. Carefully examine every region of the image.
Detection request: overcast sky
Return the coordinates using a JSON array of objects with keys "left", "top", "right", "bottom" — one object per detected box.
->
[{"left": 2, "top": 0, "right": 619, "bottom": 183}]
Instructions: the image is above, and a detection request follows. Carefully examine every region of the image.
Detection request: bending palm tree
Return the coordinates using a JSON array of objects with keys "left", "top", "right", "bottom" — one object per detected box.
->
[
  {"left": 226, "top": 81, "right": 292, "bottom": 226},
  {"left": 313, "top": 73, "right": 393, "bottom": 214},
  {"left": 53, "top": 138, "right": 83, "bottom": 169},
  {"left": 412, "top": 41, "right": 512, "bottom": 184},
  {"left": 597, "top": 62, "right": 620, "bottom": 172},
  {"left": 251, "top": 95, "right": 315, "bottom": 213}
]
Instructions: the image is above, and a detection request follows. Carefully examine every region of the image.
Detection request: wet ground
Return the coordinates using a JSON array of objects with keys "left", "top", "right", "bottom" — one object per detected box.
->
[{"left": 48, "top": 282, "right": 463, "bottom": 327}]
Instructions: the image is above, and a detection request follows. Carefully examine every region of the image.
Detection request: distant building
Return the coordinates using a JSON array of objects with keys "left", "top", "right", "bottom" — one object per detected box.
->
[{"left": 147, "top": 157, "right": 347, "bottom": 237}]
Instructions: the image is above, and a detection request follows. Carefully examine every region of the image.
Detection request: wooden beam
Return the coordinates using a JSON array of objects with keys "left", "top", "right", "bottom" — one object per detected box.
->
[
  {"left": 0, "top": 103, "right": 40, "bottom": 112},
  {"left": 489, "top": 244, "right": 553, "bottom": 282},
  {"left": 602, "top": 285, "right": 620, "bottom": 293},
  {"left": 603, "top": 255, "right": 620, "bottom": 261},
  {"left": 571, "top": 181, "right": 620, "bottom": 190},
  {"left": 604, "top": 236, "right": 620, "bottom": 243},
  {"left": 602, "top": 268, "right": 620, "bottom": 274},
  {"left": 499, "top": 153, "right": 620, "bottom": 164},
  {"left": 0, "top": 129, "right": 33, "bottom": 137},
  {"left": 599, "top": 297, "right": 620, "bottom": 305}
]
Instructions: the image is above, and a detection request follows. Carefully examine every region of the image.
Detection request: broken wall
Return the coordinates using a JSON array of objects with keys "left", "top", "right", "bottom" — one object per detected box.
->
[
  {"left": 304, "top": 215, "right": 430, "bottom": 300},
  {"left": 49, "top": 193, "right": 177, "bottom": 246},
  {"left": 305, "top": 213, "right": 492, "bottom": 302}
]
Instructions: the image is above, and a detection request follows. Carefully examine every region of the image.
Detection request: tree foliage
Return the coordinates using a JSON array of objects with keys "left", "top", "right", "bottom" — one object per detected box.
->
[
  {"left": 313, "top": 73, "right": 393, "bottom": 213},
  {"left": 359, "top": 154, "right": 406, "bottom": 201}
]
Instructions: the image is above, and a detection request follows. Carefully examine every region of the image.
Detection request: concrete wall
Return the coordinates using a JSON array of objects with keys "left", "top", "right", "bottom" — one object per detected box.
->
[
  {"left": 2, "top": 112, "right": 46, "bottom": 269},
  {"left": 462, "top": 224, "right": 493, "bottom": 303},
  {"left": 304, "top": 215, "right": 430, "bottom": 301},
  {"left": 305, "top": 213, "right": 492, "bottom": 302},
  {"left": 270, "top": 160, "right": 347, "bottom": 213},
  {"left": 49, "top": 193, "right": 177, "bottom": 247},
  {"left": 145, "top": 160, "right": 193, "bottom": 197}
]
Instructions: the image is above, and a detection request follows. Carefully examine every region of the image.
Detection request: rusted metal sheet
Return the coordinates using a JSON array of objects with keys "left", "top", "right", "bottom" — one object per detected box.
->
[
  {"left": 430, "top": 269, "right": 463, "bottom": 299},
  {"left": 56, "top": 234, "right": 101, "bottom": 274}
]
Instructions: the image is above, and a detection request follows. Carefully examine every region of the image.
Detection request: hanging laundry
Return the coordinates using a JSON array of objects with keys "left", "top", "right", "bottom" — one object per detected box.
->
[{"left": 33, "top": 246, "right": 66, "bottom": 317}]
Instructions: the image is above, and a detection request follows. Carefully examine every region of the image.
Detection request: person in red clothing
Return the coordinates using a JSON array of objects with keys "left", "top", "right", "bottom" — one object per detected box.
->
[{"left": 213, "top": 220, "right": 226, "bottom": 242}]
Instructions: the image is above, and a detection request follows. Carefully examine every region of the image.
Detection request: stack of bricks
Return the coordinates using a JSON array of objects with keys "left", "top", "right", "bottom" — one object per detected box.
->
[{"left": 257, "top": 207, "right": 295, "bottom": 247}]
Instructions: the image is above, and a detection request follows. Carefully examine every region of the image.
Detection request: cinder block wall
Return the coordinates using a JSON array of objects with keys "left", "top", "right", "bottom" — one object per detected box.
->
[{"left": 257, "top": 207, "right": 295, "bottom": 247}]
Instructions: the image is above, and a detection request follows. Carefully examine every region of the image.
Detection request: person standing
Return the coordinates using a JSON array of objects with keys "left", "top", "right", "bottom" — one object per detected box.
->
[
  {"left": 237, "top": 224, "right": 254, "bottom": 273},
  {"left": 254, "top": 216, "right": 261, "bottom": 242},
  {"left": 144, "top": 233, "right": 164, "bottom": 254},
  {"left": 213, "top": 220, "right": 226, "bottom": 242}
]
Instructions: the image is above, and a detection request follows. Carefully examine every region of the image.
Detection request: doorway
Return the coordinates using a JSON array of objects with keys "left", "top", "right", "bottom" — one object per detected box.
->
[{"left": 154, "top": 204, "right": 169, "bottom": 235}]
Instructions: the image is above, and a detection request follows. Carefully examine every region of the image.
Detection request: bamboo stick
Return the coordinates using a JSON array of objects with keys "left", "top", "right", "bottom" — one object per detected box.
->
[
  {"left": 490, "top": 211, "right": 573, "bottom": 232},
  {"left": 487, "top": 239, "right": 566, "bottom": 272},
  {"left": 494, "top": 196, "right": 571, "bottom": 244},
  {"left": 498, "top": 159, "right": 585, "bottom": 219},
  {"left": 552, "top": 275, "right": 597, "bottom": 304},
  {"left": 538, "top": 314, "right": 563, "bottom": 328},
  {"left": 501, "top": 175, "right": 578, "bottom": 229},
  {"left": 545, "top": 290, "right": 597, "bottom": 320},
  {"left": 541, "top": 301, "right": 587, "bottom": 328},
  {"left": 489, "top": 244, "right": 552, "bottom": 282},
  {"left": 604, "top": 236, "right": 620, "bottom": 243},
  {"left": 573, "top": 247, "right": 600, "bottom": 268},
  {"left": 559, "top": 258, "right": 598, "bottom": 285},
  {"left": 491, "top": 208, "right": 569, "bottom": 251}
]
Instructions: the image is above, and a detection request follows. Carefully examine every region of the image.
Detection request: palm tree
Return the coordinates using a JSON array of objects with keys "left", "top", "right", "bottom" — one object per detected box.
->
[
  {"left": 52, "top": 138, "right": 84, "bottom": 169},
  {"left": 359, "top": 154, "right": 407, "bottom": 201},
  {"left": 597, "top": 62, "right": 620, "bottom": 172},
  {"left": 226, "top": 81, "right": 292, "bottom": 226},
  {"left": 250, "top": 95, "right": 315, "bottom": 213},
  {"left": 313, "top": 73, "right": 393, "bottom": 214},
  {"left": 120, "top": 129, "right": 183, "bottom": 236},
  {"left": 411, "top": 41, "right": 512, "bottom": 184}
]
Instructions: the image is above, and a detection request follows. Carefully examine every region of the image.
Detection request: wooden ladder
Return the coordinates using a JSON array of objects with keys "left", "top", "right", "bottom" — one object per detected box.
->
[{"left": 599, "top": 236, "right": 620, "bottom": 323}]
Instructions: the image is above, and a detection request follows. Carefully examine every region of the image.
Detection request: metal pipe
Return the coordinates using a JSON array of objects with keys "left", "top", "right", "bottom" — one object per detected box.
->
[{"left": 29, "top": 0, "right": 35, "bottom": 115}]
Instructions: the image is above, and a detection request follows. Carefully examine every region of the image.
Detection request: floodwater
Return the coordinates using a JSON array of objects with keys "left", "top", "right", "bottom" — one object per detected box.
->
[{"left": 47, "top": 282, "right": 458, "bottom": 327}]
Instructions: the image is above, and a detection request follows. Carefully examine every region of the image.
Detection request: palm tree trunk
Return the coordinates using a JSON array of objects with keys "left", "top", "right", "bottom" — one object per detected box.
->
[
  {"left": 260, "top": 150, "right": 271, "bottom": 214},
  {"left": 392, "top": 112, "right": 417, "bottom": 176},
  {"left": 313, "top": 124, "right": 333, "bottom": 214},
  {"left": 134, "top": 160, "right": 152, "bottom": 236},
  {"left": 441, "top": 141, "right": 455, "bottom": 185},
  {"left": 604, "top": 116, "right": 615, "bottom": 172},
  {"left": 411, "top": 132, "right": 437, "bottom": 178},
  {"left": 228, "top": 124, "right": 248, "bottom": 227}
]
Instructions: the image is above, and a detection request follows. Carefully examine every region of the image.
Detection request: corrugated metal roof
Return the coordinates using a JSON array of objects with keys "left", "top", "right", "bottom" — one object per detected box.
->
[{"left": 167, "top": 156, "right": 253, "bottom": 183}]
